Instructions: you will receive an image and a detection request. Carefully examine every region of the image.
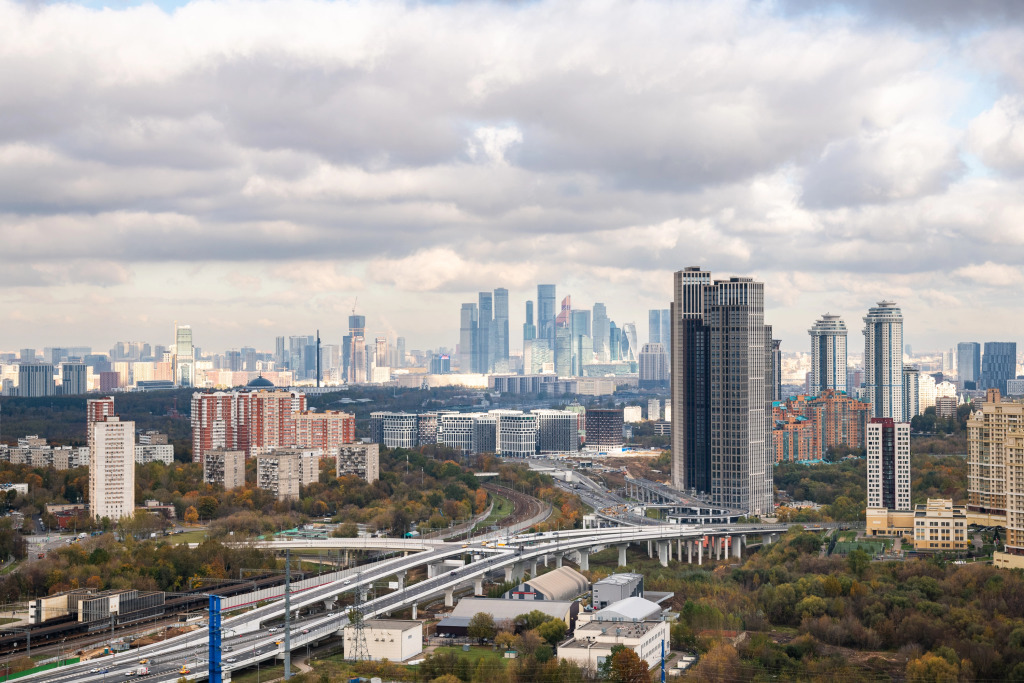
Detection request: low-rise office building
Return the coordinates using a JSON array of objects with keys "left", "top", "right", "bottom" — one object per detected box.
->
[
  {"left": 557, "top": 597, "right": 669, "bottom": 672},
  {"left": 592, "top": 573, "right": 644, "bottom": 610}
]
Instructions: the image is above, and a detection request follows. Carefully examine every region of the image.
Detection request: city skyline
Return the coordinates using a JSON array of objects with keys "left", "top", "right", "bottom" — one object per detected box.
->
[{"left": 3, "top": 1, "right": 1024, "bottom": 352}]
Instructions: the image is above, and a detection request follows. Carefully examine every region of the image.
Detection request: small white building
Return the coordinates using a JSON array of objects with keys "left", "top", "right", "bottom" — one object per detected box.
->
[
  {"left": 557, "top": 597, "right": 668, "bottom": 672},
  {"left": 343, "top": 619, "right": 422, "bottom": 662},
  {"left": 135, "top": 444, "right": 174, "bottom": 465}
]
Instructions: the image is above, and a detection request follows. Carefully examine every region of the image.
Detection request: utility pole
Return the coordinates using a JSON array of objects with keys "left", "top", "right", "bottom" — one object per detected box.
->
[{"left": 284, "top": 549, "right": 292, "bottom": 679}]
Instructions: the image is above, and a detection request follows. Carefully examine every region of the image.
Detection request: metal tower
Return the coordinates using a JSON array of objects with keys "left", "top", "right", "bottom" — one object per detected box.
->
[{"left": 347, "top": 574, "right": 369, "bottom": 662}]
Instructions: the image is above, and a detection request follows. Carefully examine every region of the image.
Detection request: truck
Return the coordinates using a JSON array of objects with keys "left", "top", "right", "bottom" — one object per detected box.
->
[
  {"left": 78, "top": 532, "right": 87, "bottom": 538},
  {"left": 137, "top": 666, "right": 149, "bottom": 675}
]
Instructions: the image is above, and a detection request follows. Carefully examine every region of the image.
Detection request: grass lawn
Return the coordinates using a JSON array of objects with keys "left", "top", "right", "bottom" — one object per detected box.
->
[
  {"left": 168, "top": 529, "right": 208, "bottom": 544},
  {"left": 0, "top": 618, "right": 18, "bottom": 626},
  {"left": 835, "top": 530, "right": 859, "bottom": 543},
  {"left": 474, "top": 494, "right": 513, "bottom": 530},
  {"left": 228, "top": 662, "right": 285, "bottom": 683},
  {"left": 434, "top": 645, "right": 508, "bottom": 667}
]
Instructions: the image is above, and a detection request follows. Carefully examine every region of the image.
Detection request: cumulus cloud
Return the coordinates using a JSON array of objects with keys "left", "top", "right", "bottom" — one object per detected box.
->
[{"left": 0, "top": 0, "right": 1022, "bottom": 349}]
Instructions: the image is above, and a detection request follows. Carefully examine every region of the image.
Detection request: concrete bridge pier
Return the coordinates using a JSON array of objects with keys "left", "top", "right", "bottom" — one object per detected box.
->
[
  {"left": 397, "top": 571, "right": 406, "bottom": 590},
  {"left": 528, "top": 560, "right": 538, "bottom": 577},
  {"left": 444, "top": 589, "right": 454, "bottom": 608},
  {"left": 475, "top": 578, "right": 484, "bottom": 596},
  {"left": 698, "top": 540, "right": 703, "bottom": 565},
  {"left": 555, "top": 554, "right": 563, "bottom": 568},
  {"left": 657, "top": 541, "right": 668, "bottom": 568},
  {"left": 543, "top": 553, "right": 549, "bottom": 568},
  {"left": 678, "top": 538, "right": 683, "bottom": 562},
  {"left": 647, "top": 540, "right": 653, "bottom": 558},
  {"left": 687, "top": 540, "right": 693, "bottom": 564},
  {"left": 411, "top": 603, "right": 417, "bottom": 619},
  {"left": 579, "top": 550, "right": 589, "bottom": 572},
  {"left": 323, "top": 597, "right": 337, "bottom": 611},
  {"left": 359, "top": 587, "right": 369, "bottom": 603},
  {"left": 733, "top": 536, "right": 743, "bottom": 559},
  {"left": 617, "top": 544, "right": 627, "bottom": 567}
]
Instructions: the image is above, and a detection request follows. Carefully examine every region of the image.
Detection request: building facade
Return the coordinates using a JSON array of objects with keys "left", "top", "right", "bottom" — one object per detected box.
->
[
  {"left": 866, "top": 418, "right": 910, "bottom": 510},
  {"left": 670, "top": 268, "right": 773, "bottom": 515},
  {"left": 982, "top": 342, "right": 1017, "bottom": 395},
  {"left": 89, "top": 416, "right": 135, "bottom": 521},
  {"left": 336, "top": 444, "right": 380, "bottom": 483},
  {"left": 494, "top": 411, "right": 539, "bottom": 458},
  {"left": 585, "top": 409, "right": 624, "bottom": 449},
  {"left": 809, "top": 313, "right": 847, "bottom": 395},
  {"left": 255, "top": 449, "right": 318, "bottom": 501},
  {"left": 637, "top": 343, "right": 669, "bottom": 389},
  {"left": 957, "top": 342, "right": 981, "bottom": 387},
  {"left": 203, "top": 449, "right": 246, "bottom": 489},
  {"left": 863, "top": 301, "right": 904, "bottom": 420}
]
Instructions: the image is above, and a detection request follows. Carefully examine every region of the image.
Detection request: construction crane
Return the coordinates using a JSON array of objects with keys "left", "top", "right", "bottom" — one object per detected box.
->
[{"left": 351, "top": 296, "right": 358, "bottom": 315}]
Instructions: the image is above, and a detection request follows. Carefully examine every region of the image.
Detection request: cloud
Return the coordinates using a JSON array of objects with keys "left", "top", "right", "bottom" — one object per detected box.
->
[
  {"left": 953, "top": 261, "right": 1024, "bottom": 286},
  {"left": 0, "top": 0, "right": 1022, "bottom": 351}
]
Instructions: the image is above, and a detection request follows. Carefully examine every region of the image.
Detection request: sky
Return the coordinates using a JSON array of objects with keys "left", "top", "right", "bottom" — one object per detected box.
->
[{"left": 3, "top": 0, "right": 1024, "bottom": 355}]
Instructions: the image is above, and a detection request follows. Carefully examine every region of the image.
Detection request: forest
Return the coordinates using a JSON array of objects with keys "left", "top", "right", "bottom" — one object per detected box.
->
[{"left": 772, "top": 451, "right": 968, "bottom": 522}]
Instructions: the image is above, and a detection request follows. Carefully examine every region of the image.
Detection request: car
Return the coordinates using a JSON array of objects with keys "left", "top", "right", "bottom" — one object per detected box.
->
[
  {"left": 179, "top": 666, "right": 190, "bottom": 675},
  {"left": 138, "top": 659, "right": 149, "bottom": 664},
  {"left": 226, "top": 658, "right": 237, "bottom": 663},
  {"left": 301, "top": 629, "right": 309, "bottom": 634},
  {"left": 90, "top": 668, "right": 100, "bottom": 673},
  {"left": 224, "top": 646, "right": 233, "bottom": 652},
  {"left": 275, "top": 640, "right": 283, "bottom": 646},
  {"left": 268, "top": 627, "right": 278, "bottom": 633}
]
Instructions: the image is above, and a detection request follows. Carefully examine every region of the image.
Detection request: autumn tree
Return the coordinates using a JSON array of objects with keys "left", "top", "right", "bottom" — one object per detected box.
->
[
  {"left": 184, "top": 506, "right": 199, "bottom": 525},
  {"left": 474, "top": 488, "right": 488, "bottom": 515},
  {"left": 467, "top": 612, "right": 497, "bottom": 643},
  {"left": 689, "top": 642, "right": 740, "bottom": 683}
]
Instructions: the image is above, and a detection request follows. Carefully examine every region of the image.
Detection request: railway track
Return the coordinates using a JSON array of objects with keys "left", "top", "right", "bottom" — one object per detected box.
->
[{"left": 482, "top": 483, "right": 548, "bottom": 530}]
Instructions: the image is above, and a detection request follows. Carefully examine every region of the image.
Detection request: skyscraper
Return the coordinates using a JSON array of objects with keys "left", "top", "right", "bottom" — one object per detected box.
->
[
  {"left": 982, "top": 342, "right": 1017, "bottom": 395},
  {"left": 17, "top": 363, "right": 55, "bottom": 397},
  {"left": 771, "top": 340, "right": 782, "bottom": 402},
  {"left": 592, "top": 303, "right": 609, "bottom": 362},
  {"left": 571, "top": 309, "right": 591, "bottom": 375},
  {"left": 348, "top": 315, "right": 366, "bottom": 383},
  {"left": 661, "top": 308, "right": 671, "bottom": 359},
  {"left": 648, "top": 310, "right": 662, "bottom": 345},
  {"left": 809, "top": 313, "right": 848, "bottom": 395},
  {"left": 537, "top": 284, "right": 557, "bottom": 344},
  {"left": 670, "top": 267, "right": 773, "bottom": 516},
  {"left": 866, "top": 418, "right": 910, "bottom": 511},
  {"left": 61, "top": 362, "right": 87, "bottom": 396},
  {"left": 459, "top": 303, "right": 478, "bottom": 373},
  {"left": 862, "top": 301, "right": 903, "bottom": 419},
  {"left": 493, "top": 288, "right": 509, "bottom": 372},
  {"left": 477, "top": 292, "right": 494, "bottom": 373},
  {"left": 523, "top": 301, "right": 536, "bottom": 345},
  {"left": 174, "top": 324, "right": 195, "bottom": 387},
  {"left": 902, "top": 365, "right": 920, "bottom": 422},
  {"left": 608, "top": 322, "right": 621, "bottom": 362},
  {"left": 957, "top": 342, "right": 981, "bottom": 387},
  {"left": 88, "top": 398, "right": 135, "bottom": 522},
  {"left": 638, "top": 343, "right": 669, "bottom": 389}
]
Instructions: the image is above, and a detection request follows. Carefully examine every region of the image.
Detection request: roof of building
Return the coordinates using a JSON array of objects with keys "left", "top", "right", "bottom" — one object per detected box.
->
[
  {"left": 594, "top": 573, "right": 642, "bottom": 587},
  {"left": 508, "top": 566, "right": 589, "bottom": 602},
  {"left": 247, "top": 374, "right": 275, "bottom": 388},
  {"left": 592, "top": 597, "right": 662, "bottom": 622},
  {"left": 450, "top": 598, "right": 575, "bottom": 622},
  {"left": 358, "top": 619, "right": 421, "bottom": 632}
]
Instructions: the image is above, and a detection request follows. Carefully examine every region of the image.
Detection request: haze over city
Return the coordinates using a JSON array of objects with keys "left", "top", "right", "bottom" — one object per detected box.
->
[{"left": 4, "top": 0, "right": 1024, "bottom": 351}]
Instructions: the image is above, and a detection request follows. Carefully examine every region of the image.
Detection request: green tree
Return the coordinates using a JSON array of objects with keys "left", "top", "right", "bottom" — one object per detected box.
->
[
  {"left": 536, "top": 618, "right": 567, "bottom": 647},
  {"left": 467, "top": 612, "right": 497, "bottom": 643},
  {"left": 847, "top": 548, "right": 870, "bottom": 578}
]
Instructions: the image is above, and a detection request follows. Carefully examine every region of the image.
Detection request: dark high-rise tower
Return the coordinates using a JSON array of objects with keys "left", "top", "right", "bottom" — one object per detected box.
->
[
  {"left": 982, "top": 342, "right": 1017, "bottom": 395},
  {"left": 671, "top": 267, "right": 773, "bottom": 516}
]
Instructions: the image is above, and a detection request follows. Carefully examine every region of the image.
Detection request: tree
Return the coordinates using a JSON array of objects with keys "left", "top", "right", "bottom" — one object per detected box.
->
[
  {"left": 689, "top": 643, "right": 740, "bottom": 683},
  {"left": 847, "top": 548, "right": 870, "bottom": 578},
  {"left": 606, "top": 647, "right": 647, "bottom": 683},
  {"left": 467, "top": 612, "right": 497, "bottom": 643},
  {"left": 906, "top": 652, "right": 960, "bottom": 682},
  {"left": 474, "top": 488, "right": 488, "bottom": 515},
  {"left": 184, "top": 506, "right": 199, "bottom": 526},
  {"left": 536, "top": 618, "right": 567, "bottom": 646},
  {"left": 514, "top": 609, "right": 550, "bottom": 631}
]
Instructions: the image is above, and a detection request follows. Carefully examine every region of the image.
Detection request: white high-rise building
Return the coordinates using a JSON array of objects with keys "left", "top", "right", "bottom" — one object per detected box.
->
[
  {"left": 494, "top": 410, "right": 538, "bottom": 458},
  {"left": 89, "top": 416, "right": 136, "bottom": 521},
  {"left": 863, "top": 301, "right": 904, "bottom": 419},
  {"left": 174, "top": 324, "right": 195, "bottom": 387},
  {"left": 809, "top": 314, "right": 847, "bottom": 395},
  {"left": 866, "top": 418, "right": 910, "bottom": 511}
]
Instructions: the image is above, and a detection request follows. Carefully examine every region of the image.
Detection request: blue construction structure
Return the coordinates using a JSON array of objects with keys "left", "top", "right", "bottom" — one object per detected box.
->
[{"left": 208, "top": 595, "right": 222, "bottom": 683}]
